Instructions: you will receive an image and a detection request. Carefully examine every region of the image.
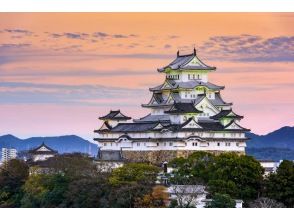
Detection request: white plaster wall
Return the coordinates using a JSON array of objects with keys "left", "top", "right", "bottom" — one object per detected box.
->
[{"left": 33, "top": 154, "right": 54, "bottom": 162}]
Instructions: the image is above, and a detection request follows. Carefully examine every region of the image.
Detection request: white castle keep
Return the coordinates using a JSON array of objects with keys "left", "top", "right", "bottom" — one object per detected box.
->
[{"left": 94, "top": 49, "right": 250, "bottom": 163}]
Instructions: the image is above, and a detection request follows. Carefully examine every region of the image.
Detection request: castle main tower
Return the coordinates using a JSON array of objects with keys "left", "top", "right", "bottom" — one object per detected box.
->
[{"left": 94, "top": 49, "right": 249, "bottom": 164}]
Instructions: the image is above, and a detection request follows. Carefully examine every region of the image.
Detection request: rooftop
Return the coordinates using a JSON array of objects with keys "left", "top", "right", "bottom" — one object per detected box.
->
[
  {"left": 150, "top": 80, "right": 224, "bottom": 91},
  {"left": 99, "top": 110, "right": 131, "bottom": 121},
  {"left": 165, "top": 102, "right": 202, "bottom": 114},
  {"left": 29, "top": 142, "right": 58, "bottom": 155},
  {"left": 158, "top": 49, "right": 216, "bottom": 73},
  {"left": 210, "top": 109, "right": 243, "bottom": 120}
]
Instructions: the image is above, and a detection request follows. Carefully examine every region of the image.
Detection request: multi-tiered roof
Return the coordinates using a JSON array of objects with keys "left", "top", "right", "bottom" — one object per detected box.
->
[{"left": 95, "top": 50, "right": 249, "bottom": 135}]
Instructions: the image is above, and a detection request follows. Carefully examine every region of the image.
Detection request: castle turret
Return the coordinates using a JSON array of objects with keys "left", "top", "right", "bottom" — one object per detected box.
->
[{"left": 99, "top": 110, "right": 131, "bottom": 127}]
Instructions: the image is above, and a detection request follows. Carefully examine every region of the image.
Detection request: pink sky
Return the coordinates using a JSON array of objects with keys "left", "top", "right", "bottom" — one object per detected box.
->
[{"left": 0, "top": 13, "right": 293, "bottom": 141}]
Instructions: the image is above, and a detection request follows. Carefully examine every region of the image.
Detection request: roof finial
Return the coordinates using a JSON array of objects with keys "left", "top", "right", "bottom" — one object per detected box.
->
[
  {"left": 177, "top": 50, "right": 180, "bottom": 57},
  {"left": 193, "top": 47, "right": 196, "bottom": 55}
]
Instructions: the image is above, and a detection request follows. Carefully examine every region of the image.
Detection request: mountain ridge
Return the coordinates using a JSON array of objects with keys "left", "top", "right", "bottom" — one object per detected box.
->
[{"left": 0, "top": 134, "right": 97, "bottom": 156}]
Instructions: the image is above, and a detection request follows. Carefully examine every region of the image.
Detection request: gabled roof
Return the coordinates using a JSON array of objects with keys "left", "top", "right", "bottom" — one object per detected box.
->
[
  {"left": 165, "top": 103, "right": 202, "bottom": 114},
  {"left": 158, "top": 49, "right": 216, "bottom": 72},
  {"left": 29, "top": 142, "right": 57, "bottom": 155},
  {"left": 149, "top": 80, "right": 224, "bottom": 92},
  {"left": 211, "top": 92, "right": 232, "bottom": 106},
  {"left": 99, "top": 110, "right": 131, "bottom": 121},
  {"left": 98, "top": 121, "right": 112, "bottom": 131},
  {"left": 181, "top": 118, "right": 202, "bottom": 129},
  {"left": 194, "top": 95, "right": 220, "bottom": 114},
  {"left": 210, "top": 109, "right": 243, "bottom": 120},
  {"left": 110, "top": 122, "right": 168, "bottom": 132},
  {"left": 224, "top": 121, "right": 250, "bottom": 131},
  {"left": 133, "top": 113, "right": 171, "bottom": 123}
]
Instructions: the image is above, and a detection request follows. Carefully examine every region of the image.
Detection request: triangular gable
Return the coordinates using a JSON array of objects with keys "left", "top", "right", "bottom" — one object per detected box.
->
[
  {"left": 182, "top": 118, "right": 202, "bottom": 129},
  {"left": 114, "top": 112, "right": 125, "bottom": 118},
  {"left": 37, "top": 146, "right": 51, "bottom": 152},
  {"left": 226, "top": 110, "right": 243, "bottom": 118},
  {"left": 183, "top": 56, "right": 208, "bottom": 69},
  {"left": 224, "top": 121, "right": 244, "bottom": 130},
  {"left": 227, "top": 111, "right": 237, "bottom": 117},
  {"left": 185, "top": 56, "right": 202, "bottom": 67},
  {"left": 195, "top": 96, "right": 219, "bottom": 114},
  {"left": 148, "top": 95, "right": 159, "bottom": 105},
  {"left": 165, "top": 93, "right": 174, "bottom": 104},
  {"left": 161, "top": 79, "right": 177, "bottom": 90},
  {"left": 153, "top": 123, "right": 164, "bottom": 130},
  {"left": 99, "top": 122, "right": 111, "bottom": 131},
  {"left": 161, "top": 81, "right": 173, "bottom": 90}
]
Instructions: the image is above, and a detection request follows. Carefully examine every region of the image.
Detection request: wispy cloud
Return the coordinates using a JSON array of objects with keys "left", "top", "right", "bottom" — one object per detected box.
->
[
  {"left": 0, "top": 43, "right": 31, "bottom": 49},
  {"left": 200, "top": 34, "right": 294, "bottom": 62},
  {"left": 92, "top": 32, "right": 137, "bottom": 39},
  {"left": 0, "top": 81, "right": 145, "bottom": 106},
  {"left": 48, "top": 32, "right": 89, "bottom": 40},
  {"left": 3, "top": 29, "right": 33, "bottom": 35}
]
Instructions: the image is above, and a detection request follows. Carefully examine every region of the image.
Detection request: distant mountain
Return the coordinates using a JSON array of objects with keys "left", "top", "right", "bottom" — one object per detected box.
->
[
  {"left": 246, "top": 126, "right": 294, "bottom": 149},
  {"left": 0, "top": 134, "right": 97, "bottom": 157},
  {"left": 0, "top": 126, "right": 293, "bottom": 161},
  {"left": 246, "top": 126, "right": 294, "bottom": 160}
]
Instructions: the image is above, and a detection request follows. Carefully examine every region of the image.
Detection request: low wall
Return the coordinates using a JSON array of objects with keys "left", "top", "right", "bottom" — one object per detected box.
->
[{"left": 121, "top": 150, "right": 245, "bottom": 165}]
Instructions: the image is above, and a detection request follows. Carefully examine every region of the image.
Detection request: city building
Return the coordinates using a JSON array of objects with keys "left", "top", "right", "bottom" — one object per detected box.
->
[
  {"left": 94, "top": 49, "right": 250, "bottom": 164},
  {"left": 1, "top": 147, "right": 17, "bottom": 163},
  {"left": 28, "top": 142, "right": 58, "bottom": 162},
  {"left": 258, "top": 160, "right": 282, "bottom": 176}
]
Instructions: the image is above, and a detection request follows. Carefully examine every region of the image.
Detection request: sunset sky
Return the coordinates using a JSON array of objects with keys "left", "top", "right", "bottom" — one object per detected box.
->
[{"left": 0, "top": 13, "right": 293, "bottom": 141}]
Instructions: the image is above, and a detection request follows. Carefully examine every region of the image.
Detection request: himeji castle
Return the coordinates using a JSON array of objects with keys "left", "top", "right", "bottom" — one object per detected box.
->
[{"left": 94, "top": 49, "right": 250, "bottom": 164}]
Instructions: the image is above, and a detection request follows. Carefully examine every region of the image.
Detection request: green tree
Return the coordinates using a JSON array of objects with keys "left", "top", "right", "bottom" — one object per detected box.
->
[
  {"left": 21, "top": 153, "right": 107, "bottom": 208},
  {"left": 0, "top": 159, "right": 29, "bottom": 207},
  {"left": 108, "top": 182, "right": 151, "bottom": 208},
  {"left": 109, "top": 163, "right": 160, "bottom": 186},
  {"left": 169, "top": 152, "right": 215, "bottom": 184},
  {"left": 107, "top": 163, "right": 160, "bottom": 207},
  {"left": 205, "top": 193, "right": 236, "bottom": 208},
  {"left": 170, "top": 152, "right": 264, "bottom": 204},
  {"left": 21, "top": 174, "right": 69, "bottom": 207},
  {"left": 264, "top": 160, "right": 294, "bottom": 207},
  {"left": 63, "top": 177, "right": 109, "bottom": 208},
  {"left": 207, "top": 153, "right": 264, "bottom": 202},
  {"left": 43, "top": 153, "right": 98, "bottom": 179}
]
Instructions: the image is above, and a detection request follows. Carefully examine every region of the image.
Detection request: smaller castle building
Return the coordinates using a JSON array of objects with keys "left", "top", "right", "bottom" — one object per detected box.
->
[{"left": 29, "top": 142, "right": 58, "bottom": 162}]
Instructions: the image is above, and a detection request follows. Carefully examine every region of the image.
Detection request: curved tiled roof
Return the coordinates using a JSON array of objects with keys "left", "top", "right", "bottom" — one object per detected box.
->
[
  {"left": 210, "top": 109, "right": 243, "bottom": 120},
  {"left": 165, "top": 103, "right": 202, "bottom": 114},
  {"left": 157, "top": 50, "right": 216, "bottom": 72},
  {"left": 29, "top": 142, "right": 57, "bottom": 154},
  {"left": 99, "top": 110, "right": 131, "bottom": 120},
  {"left": 150, "top": 80, "right": 224, "bottom": 91}
]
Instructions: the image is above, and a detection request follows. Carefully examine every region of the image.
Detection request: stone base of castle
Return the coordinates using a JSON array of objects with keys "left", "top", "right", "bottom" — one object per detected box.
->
[{"left": 121, "top": 150, "right": 245, "bottom": 164}]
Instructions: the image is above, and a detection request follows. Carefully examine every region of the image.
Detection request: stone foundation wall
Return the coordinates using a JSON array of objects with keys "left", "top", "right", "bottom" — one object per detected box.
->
[{"left": 121, "top": 150, "right": 245, "bottom": 165}]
